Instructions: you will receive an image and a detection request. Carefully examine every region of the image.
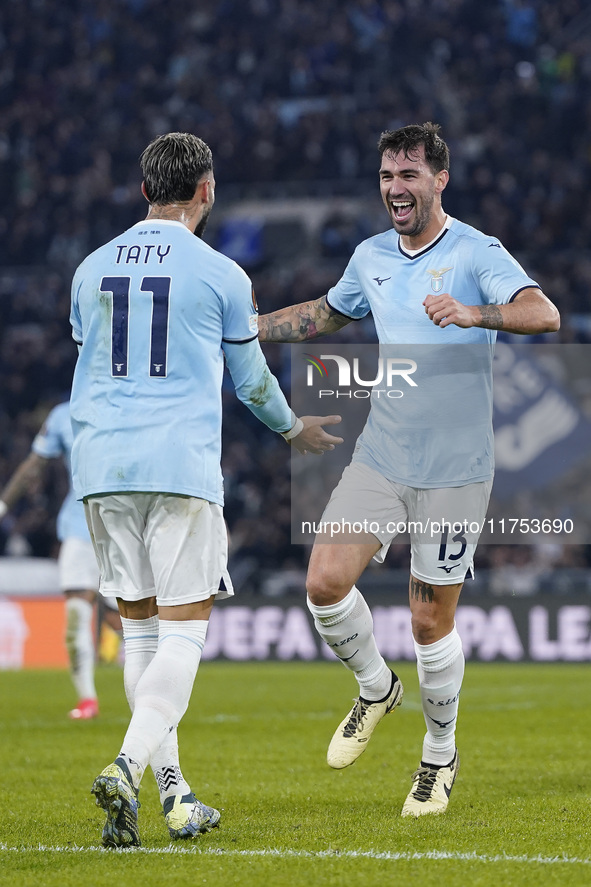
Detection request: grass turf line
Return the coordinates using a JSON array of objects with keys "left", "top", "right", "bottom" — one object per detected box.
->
[{"left": 0, "top": 662, "right": 589, "bottom": 887}]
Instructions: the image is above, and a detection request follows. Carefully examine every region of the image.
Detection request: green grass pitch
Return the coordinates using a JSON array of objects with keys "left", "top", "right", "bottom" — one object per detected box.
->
[{"left": 0, "top": 661, "right": 589, "bottom": 887}]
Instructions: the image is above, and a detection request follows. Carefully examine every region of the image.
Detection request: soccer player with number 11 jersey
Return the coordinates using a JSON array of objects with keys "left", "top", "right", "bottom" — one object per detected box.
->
[{"left": 70, "top": 132, "right": 342, "bottom": 847}]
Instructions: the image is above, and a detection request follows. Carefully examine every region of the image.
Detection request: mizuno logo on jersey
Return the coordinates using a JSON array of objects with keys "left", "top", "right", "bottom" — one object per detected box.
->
[
  {"left": 373, "top": 276, "right": 391, "bottom": 286},
  {"left": 427, "top": 267, "right": 453, "bottom": 293}
]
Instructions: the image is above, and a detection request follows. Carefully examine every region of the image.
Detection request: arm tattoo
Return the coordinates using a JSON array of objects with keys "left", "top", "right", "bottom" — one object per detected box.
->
[
  {"left": 409, "top": 577, "right": 435, "bottom": 603},
  {"left": 477, "top": 305, "right": 504, "bottom": 329},
  {"left": 258, "top": 295, "right": 352, "bottom": 342}
]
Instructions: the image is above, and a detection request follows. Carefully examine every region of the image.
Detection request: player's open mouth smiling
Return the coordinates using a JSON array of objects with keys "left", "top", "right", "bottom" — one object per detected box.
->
[{"left": 391, "top": 200, "right": 414, "bottom": 221}]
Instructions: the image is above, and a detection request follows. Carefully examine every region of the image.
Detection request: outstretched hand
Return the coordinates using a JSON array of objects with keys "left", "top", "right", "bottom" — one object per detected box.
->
[{"left": 289, "top": 415, "right": 343, "bottom": 455}]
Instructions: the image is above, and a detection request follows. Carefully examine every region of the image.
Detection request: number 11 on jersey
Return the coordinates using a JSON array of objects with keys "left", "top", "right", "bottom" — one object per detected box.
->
[{"left": 100, "top": 276, "right": 171, "bottom": 378}]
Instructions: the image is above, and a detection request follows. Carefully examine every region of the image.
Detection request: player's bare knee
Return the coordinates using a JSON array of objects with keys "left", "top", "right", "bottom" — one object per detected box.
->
[
  {"left": 411, "top": 610, "right": 456, "bottom": 645},
  {"left": 306, "top": 565, "right": 349, "bottom": 606},
  {"left": 65, "top": 588, "right": 95, "bottom": 603},
  {"left": 411, "top": 611, "right": 441, "bottom": 645}
]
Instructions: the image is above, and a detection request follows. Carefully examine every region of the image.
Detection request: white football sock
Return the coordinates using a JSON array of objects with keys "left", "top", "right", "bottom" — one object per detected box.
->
[
  {"left": 118, "top": 619, "right": 208, "bottom": 790},
  {"left": 65, "top": 597, "right": 96, "bottom": 700},
  {"left": 151, "top": 731, "right": 191, "bottom": 804},
  {"left": 307, "top": 586, "right": 392, "bottom": 700},
  {"left": 120, "top": 615, "right": 159, "bottom": 710},
  {"left": 415, "top": 626, "right": 465, "bottom": 766},
  {"left": 120, "top": 615, "right": 191, "bottom": 803}
]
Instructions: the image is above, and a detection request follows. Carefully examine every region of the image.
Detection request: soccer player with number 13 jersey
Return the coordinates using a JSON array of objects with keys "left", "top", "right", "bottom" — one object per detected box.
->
[{"left": 258, "top": 123, "right": 560, "bottom": 817}]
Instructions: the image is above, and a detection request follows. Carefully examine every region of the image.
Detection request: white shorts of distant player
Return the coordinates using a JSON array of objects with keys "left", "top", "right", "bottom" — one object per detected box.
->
[
  {"left": 58, "top": 536, "right": 119, "bottom": 610},
  {"left": 318, "top": 462, "right": 493, "bottom": 585},
  {"left": 84, "top": 493, "right": 234, "bottom": 606}
]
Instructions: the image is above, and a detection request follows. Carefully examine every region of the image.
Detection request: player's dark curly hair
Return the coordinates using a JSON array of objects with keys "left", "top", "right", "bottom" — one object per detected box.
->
[
  {"left": 377, "top": 122, "right": 450, "bottom": 174},
  {"left": 140, "top": 132, "right": 213, "bottom": 205}
]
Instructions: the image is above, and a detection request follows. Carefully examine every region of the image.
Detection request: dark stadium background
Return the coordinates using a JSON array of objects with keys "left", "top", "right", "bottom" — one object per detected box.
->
[{"left": 1, "top": 0, "right": 591, "bottom": 618}]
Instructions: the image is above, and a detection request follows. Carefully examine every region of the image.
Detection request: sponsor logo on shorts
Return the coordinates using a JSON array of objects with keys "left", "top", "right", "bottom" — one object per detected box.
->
[{"left": 438, "top": 563, "right": 463, "bottom": 574}]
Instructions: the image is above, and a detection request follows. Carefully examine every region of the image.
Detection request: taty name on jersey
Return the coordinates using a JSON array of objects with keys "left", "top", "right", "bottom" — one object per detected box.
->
[{"left": 115, "top": 244, "right": 171, "bottom": 263}]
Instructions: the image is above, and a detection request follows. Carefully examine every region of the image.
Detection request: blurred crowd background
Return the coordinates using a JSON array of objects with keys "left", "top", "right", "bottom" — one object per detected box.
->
[{"left": 1, "top": 0, "right": 591, "bottom": 595}]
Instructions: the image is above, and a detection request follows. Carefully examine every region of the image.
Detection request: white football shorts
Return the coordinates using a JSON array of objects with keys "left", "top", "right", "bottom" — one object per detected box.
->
[
  {"left": 58, "top": 536, "right": 100, "bottom": 593},
  {"left": 318, "top": 461, "right": 493, "bottom": 585},
  {"left": 84, "top": 492, "right": 234, "bottom": 606}
]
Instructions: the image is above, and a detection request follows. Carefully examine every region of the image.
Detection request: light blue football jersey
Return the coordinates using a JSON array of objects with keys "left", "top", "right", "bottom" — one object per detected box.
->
[
  {"left": 31, "top": 402, "right": 90, "bottom": 542},
  {"left": 70, "top": 220, "right": 292, "bottom": 504},
  {"left": 326, "top": 218, "right": 540, "bottom": 487}
]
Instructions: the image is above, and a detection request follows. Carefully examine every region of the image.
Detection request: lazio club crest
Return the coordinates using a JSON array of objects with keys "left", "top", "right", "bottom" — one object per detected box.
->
[{"left": 427, "top": 267, "right": 453, "bottom": 293}]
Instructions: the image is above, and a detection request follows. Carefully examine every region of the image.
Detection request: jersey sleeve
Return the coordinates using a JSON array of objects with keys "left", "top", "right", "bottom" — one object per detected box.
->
[
  {"left": 471, "top": 238, "right": 540, "bottom": 305},
  {"left": 325, "top": 252, "right": 371, "bottom": 319},
  {"left": 223, "top": 339, "right": 293, "bottom": 433},
  {"left": 220, "top": 261, "right": 259, "bottom": 344},
  {"left": 70, "top": 266, "right": 83, "bottom": 345},
  {"left": 31, "top": 407, "right": 64, "bottom": 460}
]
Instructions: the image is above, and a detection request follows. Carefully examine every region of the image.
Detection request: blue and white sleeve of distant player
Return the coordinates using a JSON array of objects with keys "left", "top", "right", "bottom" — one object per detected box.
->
[
  {"left": 31, "top": 406, "right": 64, "bottom": 461},
  {"left": 221, "top": 262, "right": 294, "bottom": 434},
  {"left": 471, "top": 238, "right": 540, "bottom": 305}
]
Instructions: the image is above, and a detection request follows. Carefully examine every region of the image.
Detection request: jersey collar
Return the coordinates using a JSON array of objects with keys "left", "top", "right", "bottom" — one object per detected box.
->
[
  {"left": 398, "top": 216, "right": 454, "bottom": 260},
  {"left": 131, "top": 219, "right": 188, "bottom": 229}
]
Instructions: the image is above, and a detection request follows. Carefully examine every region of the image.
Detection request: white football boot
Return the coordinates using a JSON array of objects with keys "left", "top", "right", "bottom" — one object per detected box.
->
[
  {"left": 164, "top": 792, "right": 221, "bottom": 840},
  {"left": 327, "top": 672, "right": 404, "bottom": 769},
  {"left": 401, "top": 750, "right": 459, "bottom": 817}
]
